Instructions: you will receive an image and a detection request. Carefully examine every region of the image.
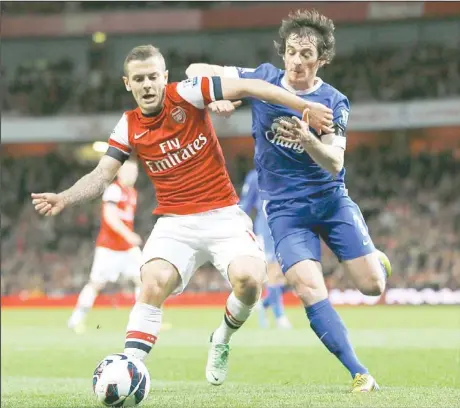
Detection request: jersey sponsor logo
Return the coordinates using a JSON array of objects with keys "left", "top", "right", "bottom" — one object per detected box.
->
[
  {"left": 171, "top": 106, "right": 187, "bottom": 124},
  {"left": 265, "top": 116, "right": 305, "bottom": 154},
  {"left": 145, "top": 133, "right": 208, "bottom": 174}
]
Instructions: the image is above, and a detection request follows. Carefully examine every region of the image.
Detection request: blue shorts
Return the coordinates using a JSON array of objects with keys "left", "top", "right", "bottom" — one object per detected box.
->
[{"left": 265, "top": 188, "right": 375, "bottom": 274}]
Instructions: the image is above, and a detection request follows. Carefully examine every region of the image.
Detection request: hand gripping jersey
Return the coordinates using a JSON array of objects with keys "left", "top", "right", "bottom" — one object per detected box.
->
[
  {"left": 107, "top": 77, "right": 238, "bottom": 215},
  {"left": 223, "top": 63, "right": 350, "bottom": 202},
  {"left": 95, "top": 181, "right": 138, "bottom": 251}
]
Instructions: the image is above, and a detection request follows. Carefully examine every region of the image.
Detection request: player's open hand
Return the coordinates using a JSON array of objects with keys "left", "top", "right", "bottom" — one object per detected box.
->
[
  {"left": 306, "top": 102, "right": 334, "bottom": 135},
  {"left": 278, "top": 109, "right": 314, "bottom": 144},
  {"left": 207, "top": 100, "right": 242, "bottom": 118},
  {"left": 31, "top": 192, "right": 66, "bottom": 216}
]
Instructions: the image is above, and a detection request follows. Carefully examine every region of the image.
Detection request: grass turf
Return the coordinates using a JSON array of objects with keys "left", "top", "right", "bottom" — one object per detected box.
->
[{"left": 2, "top": 305, "right": 460, "bottom": 407}]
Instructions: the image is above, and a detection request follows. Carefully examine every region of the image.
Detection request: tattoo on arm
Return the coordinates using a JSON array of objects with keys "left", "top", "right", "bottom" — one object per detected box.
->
[{"left": 59, "top": 163, "right": 116, "bottom": 207}]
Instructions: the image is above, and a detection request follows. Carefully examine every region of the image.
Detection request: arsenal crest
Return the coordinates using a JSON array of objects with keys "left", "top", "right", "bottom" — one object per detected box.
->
[{"left": 171, "top": 107, "right": 186, "bottom": 124}]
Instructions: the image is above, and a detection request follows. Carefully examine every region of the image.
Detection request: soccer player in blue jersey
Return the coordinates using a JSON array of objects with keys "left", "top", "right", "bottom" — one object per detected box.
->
[
  {"left": 240, "top": 168, "right": 292, "bottom": 329},
  {"left": 187, "top": 9, "right": 392, "bottom": 392}
]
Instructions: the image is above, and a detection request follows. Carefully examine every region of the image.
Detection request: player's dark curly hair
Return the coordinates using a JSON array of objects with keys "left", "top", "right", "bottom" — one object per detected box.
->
[{"left": 274, "top": 9, "right": 336, "bottom": 65}]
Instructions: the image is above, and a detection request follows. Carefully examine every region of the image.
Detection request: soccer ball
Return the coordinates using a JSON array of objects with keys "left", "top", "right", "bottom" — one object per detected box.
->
[{"left": 93, "top": 353, "right": 151, "bottom": 407}]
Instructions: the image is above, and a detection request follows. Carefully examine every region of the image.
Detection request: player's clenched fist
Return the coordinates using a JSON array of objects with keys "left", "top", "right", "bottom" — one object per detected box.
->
[
  {"left": 31, "top": 192, "right": 66, "bottom": 216},
  {"left": 207, "top": 100, "right": 242, "bottom": 118}
]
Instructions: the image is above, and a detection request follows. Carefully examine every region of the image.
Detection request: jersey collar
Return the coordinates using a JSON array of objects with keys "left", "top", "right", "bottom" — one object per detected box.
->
[{"left": 281, "top": 75, "right": 323, "bottom": 95}]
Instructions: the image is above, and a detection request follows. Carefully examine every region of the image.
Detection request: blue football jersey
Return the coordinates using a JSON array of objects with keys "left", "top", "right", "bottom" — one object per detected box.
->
[{"left": 225, "top": 63, "right": 350, "bottom": 201}]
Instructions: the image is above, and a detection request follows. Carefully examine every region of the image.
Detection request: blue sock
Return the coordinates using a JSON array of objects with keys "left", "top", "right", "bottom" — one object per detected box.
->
[
  {"left": 271, "top": 285, "right": 285, "bottom": 319},
  {"left": 262, "top": 286, "right": 276, "bottom": 309},
  {"left": 306, "top": 299, "right": 368, "bottom": 378}
]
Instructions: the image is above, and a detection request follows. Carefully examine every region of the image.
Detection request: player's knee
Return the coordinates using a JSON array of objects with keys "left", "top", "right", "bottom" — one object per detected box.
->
[
  {"left": 358, "top": 273, "right": 385, "bottom": 296},
  {"left": 139, "top": 259, "right": 180, "bottom": 305},
  {"left": 228, "top": 256, "right": 266, "bottom": 298},
  {"left": 286, "top": 262, "right": 328, "bottom": 306},
  {"left": 294, "top": 280, "right": 328, "bottom": 306}
]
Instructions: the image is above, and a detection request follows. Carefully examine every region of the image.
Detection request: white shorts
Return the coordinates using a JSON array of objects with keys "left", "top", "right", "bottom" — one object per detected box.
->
[
  {"left": 90, "top": 246, "right": 142, "bottom": 284},
  {"left": 142, "top": 205, "right": 265, "bottom": 294}
]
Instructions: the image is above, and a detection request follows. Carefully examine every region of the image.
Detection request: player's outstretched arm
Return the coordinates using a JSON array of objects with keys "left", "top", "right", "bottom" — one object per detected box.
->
[
  {"left": 31, "top": 155, "right": 122, "bottom": 216},
  {"left": 219, "top": 78, "right": 333, "bottom": 133}
]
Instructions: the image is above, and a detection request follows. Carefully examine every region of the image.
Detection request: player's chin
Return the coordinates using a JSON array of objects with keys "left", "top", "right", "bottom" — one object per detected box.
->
[{"left": 140, "top": 99, "right": 161, "bottom": 113}]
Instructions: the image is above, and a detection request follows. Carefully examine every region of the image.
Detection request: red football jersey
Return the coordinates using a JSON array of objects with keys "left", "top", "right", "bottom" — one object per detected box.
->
[
  {"left": 107, "top": 76, "right": 238, "bottom": 215},
  {"left": 95, "top": 181, "right": 138, "bottom": 251}
]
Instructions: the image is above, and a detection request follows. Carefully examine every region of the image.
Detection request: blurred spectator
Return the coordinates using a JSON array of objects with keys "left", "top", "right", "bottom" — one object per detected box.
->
[
  {"left": 4, "top": 43, "right": 460, "bottom": 116},
  {"left": 1, "top": 146, "right": 459, "bottom": 295}
]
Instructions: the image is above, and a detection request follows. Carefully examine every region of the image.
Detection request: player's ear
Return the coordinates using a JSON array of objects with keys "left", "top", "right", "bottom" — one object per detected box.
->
[
  {"left": 164, "top": 70, "right": 169, "bottom": 84},
  {"left": 123, "top": 76, "right": 131, "bottom": 92}
]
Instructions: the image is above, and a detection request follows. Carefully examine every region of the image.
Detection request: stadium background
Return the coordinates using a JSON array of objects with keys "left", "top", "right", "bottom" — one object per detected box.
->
[
  {"left": 1, "top": 1, "right": 460, "bottom": 306},
  {"left": 2, "top": 3, "right": 460, "bottom": 408}
]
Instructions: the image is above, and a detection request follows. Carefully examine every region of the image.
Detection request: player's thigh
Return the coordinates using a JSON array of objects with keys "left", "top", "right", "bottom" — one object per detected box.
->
[
  {"left": 89, "top": 247, "right": 122, "bottom": 284},
  {"left": 142, "top": 217, "right": 202, "bottom": 295},
  {"left": 320, "top": 197, "right": 375, "bottom": 262},
  {"left": 206, "top": 207, "right": 266, "bottom": 287}
]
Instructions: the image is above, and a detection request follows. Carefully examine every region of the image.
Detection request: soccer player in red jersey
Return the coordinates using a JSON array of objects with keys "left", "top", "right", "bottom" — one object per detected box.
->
[
  {"left": 67, "top": 160, "right": 142, "bottom": 333},
  {"left": 32, "top": 45, "right": 333, "bottom": 385}
]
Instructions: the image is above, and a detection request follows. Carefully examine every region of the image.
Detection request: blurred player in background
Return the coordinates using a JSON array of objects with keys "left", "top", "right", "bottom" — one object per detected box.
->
[
  {"left": 67, "top": 160, "right": 142, "bottom": 334},
  {"left": 187, "top": 9, "right": 392, "bottom": 392},
  {"left": 32, "top": 45, "right": 332, "bottom": 386},
  {"left": 240, "top": 169, "right": 292, "bottom": 329}
]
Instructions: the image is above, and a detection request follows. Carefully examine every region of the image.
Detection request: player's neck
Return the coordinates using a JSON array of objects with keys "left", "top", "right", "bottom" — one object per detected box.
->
[{"left": 281, "top": 74, "right": 323, "bottom": 95}]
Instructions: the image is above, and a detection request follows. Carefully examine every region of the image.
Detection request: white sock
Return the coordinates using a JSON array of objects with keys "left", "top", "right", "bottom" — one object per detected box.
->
[
  {"left": 124, "top": 303, "right": 162, "bottom": 361},
  {"left": 68, "top": 284, "right": 98, "bottom": 327},
  {"left": 212, "top": 292, "right": 255, "bottom": 344}
]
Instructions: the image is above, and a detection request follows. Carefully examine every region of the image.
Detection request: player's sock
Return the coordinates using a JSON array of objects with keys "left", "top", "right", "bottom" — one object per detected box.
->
[
  {"left": 306, "top": 299, "right": 368, "bottom": 378},
  {"left": 212, "top": 292, "right": 255, "bottom": 344},
  {"left": 68, "top": 284, "right": 98, "bottom": 328},
  {"left": 124, "top": 302, "right": 161, "bottom": 361},
  {"left": 271, "top": 284, "right": 285, "bottom": 319},
  {"left": 262, "top": 285, "right": 276, "bottom": 309}
]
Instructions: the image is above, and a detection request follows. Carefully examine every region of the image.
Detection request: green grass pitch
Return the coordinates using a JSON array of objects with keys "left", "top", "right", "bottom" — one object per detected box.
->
[{"left": 2, "top": 305, "right": 460, "bottom": 407}]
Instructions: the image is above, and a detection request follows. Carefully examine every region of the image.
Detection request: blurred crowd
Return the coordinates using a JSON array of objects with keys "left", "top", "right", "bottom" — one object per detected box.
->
[
  {"left": 1, "top": 146, "right": 459, "bottom": 296},
  {"left": 4, "top": 43, "right": 460, "bottom": 116},
  {"left": 1, "top": 1, "right": 227, "bottom": 14}
]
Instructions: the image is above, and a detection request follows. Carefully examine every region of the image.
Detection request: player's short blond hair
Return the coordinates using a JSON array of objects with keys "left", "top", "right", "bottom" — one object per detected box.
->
[
  {"left": 274, "top": 9, "right": 336, "bottom": 65},
  {"left": 123, "top": 45, "right": 166, "bottom": 75}
]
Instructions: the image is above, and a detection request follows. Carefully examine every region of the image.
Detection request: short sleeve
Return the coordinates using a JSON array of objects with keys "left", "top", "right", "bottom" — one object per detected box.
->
[
  {"left": 106, "top": 114, "right": 131, "bottom": 162},
  {"left": 223, "top": 63, "right": 274, "bottom": 80},
  {"left": 176, "top": 77, "right": 223, "bottom": 109},
  {"left": 102, "top": 183, "right": 122, "bottom": 204}
]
